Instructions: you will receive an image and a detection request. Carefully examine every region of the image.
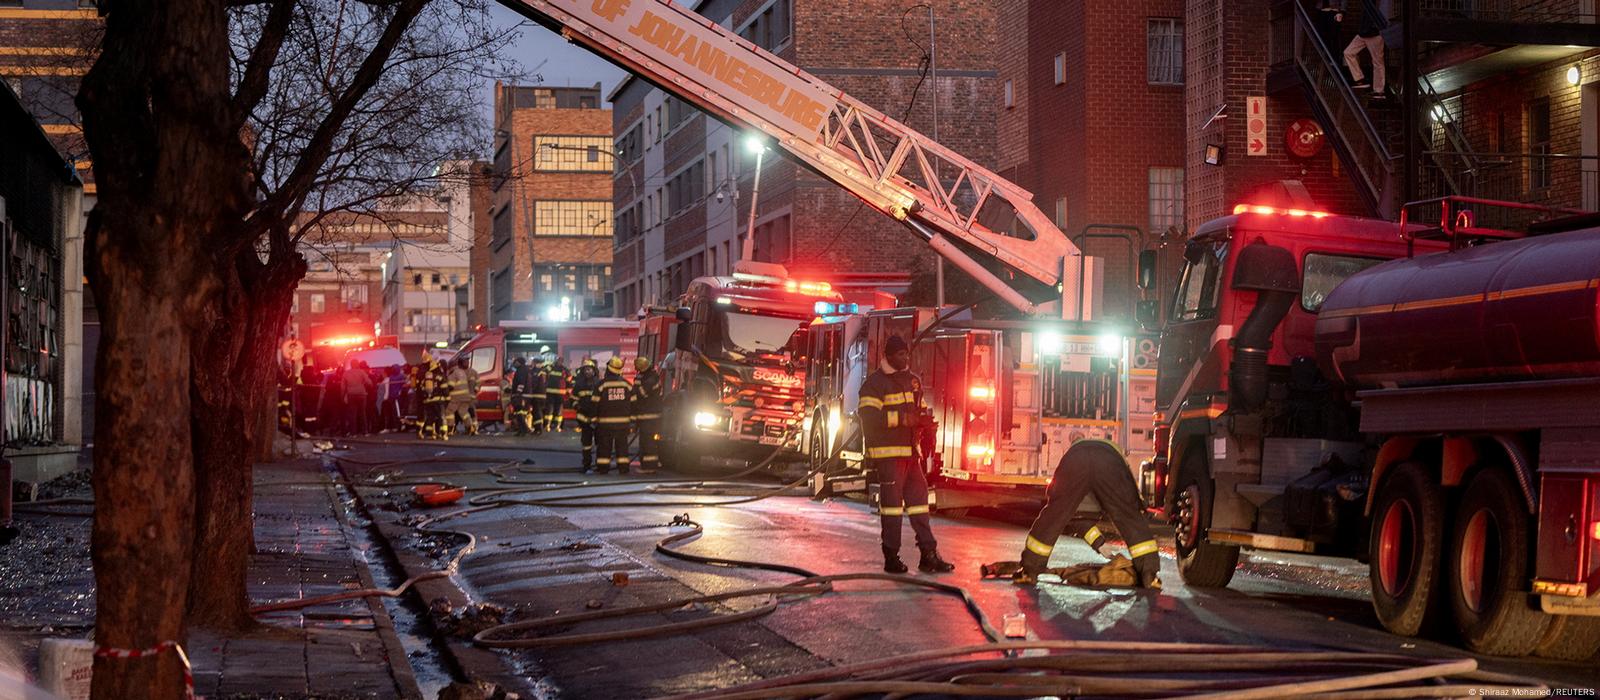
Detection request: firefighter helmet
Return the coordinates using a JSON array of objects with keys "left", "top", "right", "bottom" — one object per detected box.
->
[
  {"left": 607, "top": 356, "right": 625, "bottom": 372},
  {"left": 634, "top": 356, "right": 652, "bottom": 372}
]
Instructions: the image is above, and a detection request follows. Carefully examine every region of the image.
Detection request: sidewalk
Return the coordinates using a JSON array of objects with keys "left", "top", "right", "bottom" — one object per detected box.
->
[{"left": 0, "top": 458, "right": 421, "bottom": 699}]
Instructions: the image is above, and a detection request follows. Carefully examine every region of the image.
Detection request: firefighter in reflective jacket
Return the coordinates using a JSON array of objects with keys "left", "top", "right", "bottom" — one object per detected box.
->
[
  {"left": 858, "top": 335, "right": 954, "bottom": 574},
  {"left": 571, "top": 358, "right": 600, "bottom": 472},
  {"left": 446, "top": 356, "right": 480, "bottom": 436},
  {"left": 1016, "top": 438, "right": 1162, "bottom": 589},
  {"left": 417, "top": 352, "right": 450, "bottom": 440},
  {"left": 507, "top": 357, "right": 533, "bottom": 435},
  {"left": 526, "top": 357, "right": 547, "bottom": 435},
  {"left": 630, "top": 356, "right": 663, "bottom": 472},
  {"left": 590, "top": 356, "right": 633, "bottom": 475},
  {"left": 543, "top": 358, "right": 569, "bottom": 433}
]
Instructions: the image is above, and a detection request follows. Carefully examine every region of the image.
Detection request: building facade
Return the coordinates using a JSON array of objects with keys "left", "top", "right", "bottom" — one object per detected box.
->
[
  {"left": 608, "top": 0, "right": 1001, "bottom": 316},
  {"left": 1, "top": 79, "right": 84, "bottom": 485},
  {"left": 1, "top": 1, "right": 96, "bottom": 446},
  {"left": 378, "top": 162, "right": 490, "bottom": 361},
  {"left": 489, "top": 83, "right": 614, "bottom": 325},
  {"left": 995, "top": 0, "right": 1188, "bottom": 320}
]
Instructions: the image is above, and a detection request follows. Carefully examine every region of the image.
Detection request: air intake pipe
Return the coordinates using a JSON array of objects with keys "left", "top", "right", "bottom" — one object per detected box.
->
[{"left": 1228, "top": 240, "right": 1300, "bottom": 414}]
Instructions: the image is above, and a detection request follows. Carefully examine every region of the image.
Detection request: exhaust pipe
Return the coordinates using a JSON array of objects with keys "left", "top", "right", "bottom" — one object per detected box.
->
[{"left": 1226, "top": 240, "right": 1301, "bottom": 414}]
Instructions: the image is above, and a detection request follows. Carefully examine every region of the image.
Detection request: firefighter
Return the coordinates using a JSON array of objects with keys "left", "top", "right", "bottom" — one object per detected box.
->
[
  {"left": 507, "top": 357, "right": 532, "bottom": 435},
  {"left": 591, "top": 356, "right": 634, "bottom": 475},
  {"left": 544, "top": 357, "right": 569, "bottom": 433},
  {"left": 416, "top": 351, "right": 450, "bottom": 440},
  {"left": 571, "top": 358, "right": 600, "bottom": 472},
  {"left": 1015, "top": 438, "right": 1162, "bottom": 589},
  {"left": 859, "top": 335, "right": 954, "bottom": 574},
  {"left": 277, "top": 361, "right": 298, "bottom": 437},
  {"left": 630, "top": 356, "right": 663, "bottom": 472},
  {"left": 526, "top": 357, "right": 548, "bottom": 435},
  {"left": 446, "top": 355, "right": 480, "bottom": 436}
]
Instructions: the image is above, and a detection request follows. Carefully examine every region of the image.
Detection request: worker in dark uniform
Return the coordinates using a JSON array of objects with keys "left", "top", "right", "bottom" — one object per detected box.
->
[
  {"left": 591, "top": 356, "right": 633, "bottom": 475},
  {"left": 630, "top": 356, "right": 663, "bottom": 472},
  {"left": 416, "top": 351, "right": 449, "bottom": 440},
  {"left": 859, "top": 335, "right": 954, "bottom": 574},
  {"left": 526, "top": 357, "right": 547, "bottom": 435},
  {"left": 1016, "top": 438, "right": 1162, "bottom": 589},
  {"left": 544, "top": 357, "right": 569, "bottom": 433},
  {"left": 507, "top": 357, "right": 531, "bottom": 435},
  {"left": 277, "top": 361, "right": 298, "bottom": 437},
  {"left": 571, "top": 358, "right": 600, "bottom": 472}
]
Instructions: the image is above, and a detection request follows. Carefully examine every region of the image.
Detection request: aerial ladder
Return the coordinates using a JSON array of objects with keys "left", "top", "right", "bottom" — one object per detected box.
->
[{"left": 504, "top": 0, "right": 1091, "bottom": 318}]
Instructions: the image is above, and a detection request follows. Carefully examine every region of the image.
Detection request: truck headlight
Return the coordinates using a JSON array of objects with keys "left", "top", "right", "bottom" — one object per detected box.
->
[{"left": 693, "top": 411, "right": 717, "bottom": 429}]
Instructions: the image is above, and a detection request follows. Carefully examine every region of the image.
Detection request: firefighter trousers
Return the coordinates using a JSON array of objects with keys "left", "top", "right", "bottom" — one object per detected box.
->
[
  {"left": 527, "top": 394, "right": 546, "bottom": 433},
  {"left": 544, "top": 394, "right": 564, "bottom": 432},
  {"left": 578, "top": 418, "right": 595, "bottom": 470},
  {"left": 1020, "top": 441, "right": 1159, "bottom": 581},
  {"left": 595, "top": 427, "right": 630, "bottom": 474},
  {"left": 421, "top": 399, "right": 448, "bottom": 439},
  {"left": 510, "top": 397, "right": 534, "bottom": 434},
  {"left": 635, "top": 418, "right": 660, "bottom": 470},
  {"left": 875, "top": 458, "right": 937, "bottom": 553},
  {"left": 446, "top": 400, "right": 476, "bottom": 434}
]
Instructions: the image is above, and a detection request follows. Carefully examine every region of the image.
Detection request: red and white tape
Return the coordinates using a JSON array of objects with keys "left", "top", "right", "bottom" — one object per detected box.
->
[{"left": 94, "top": 640, "right": 195, "bottom": 699}]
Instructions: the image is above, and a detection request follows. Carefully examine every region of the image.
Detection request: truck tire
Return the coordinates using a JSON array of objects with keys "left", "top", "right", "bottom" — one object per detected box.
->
[
  {"left": 1534, "top": 615, "right": 1600, "bottom": 662},
  {"left": 809, "top": 417, "right": 829, "bottom": 474},
  {"left": 1369, "top": 461, "right": 1447, "bottom": 638},
  {"left": 1447, "top": 467, "right": 1550, "bottom": 656},
  {"left": 1173, "top": 450, "right": 1239, "bottom": 588}
]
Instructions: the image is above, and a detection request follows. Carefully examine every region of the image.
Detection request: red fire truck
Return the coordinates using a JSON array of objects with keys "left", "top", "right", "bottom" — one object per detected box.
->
[
  {"left": 452, "top": 318, "right": 637, "bottom": 424},
  {"left": 1142, "top": 198, "right": 1600, "bottom": 658},
  {"left": 639, "top": 265, "right": 843, "bottom": 472}
]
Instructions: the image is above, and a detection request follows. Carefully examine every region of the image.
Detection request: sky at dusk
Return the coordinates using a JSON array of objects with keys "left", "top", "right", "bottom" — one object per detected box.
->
[{"left": 482, "top": 4, "right": 630, "bottom": 121}]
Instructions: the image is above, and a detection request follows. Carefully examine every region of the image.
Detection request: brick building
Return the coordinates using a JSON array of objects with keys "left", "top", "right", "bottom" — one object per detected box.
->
[
  {"left": 995, "top": 0, "right": 1188, "bottom": 320},
  {"left": 1189, "top": 1, "right": 1598, "bottom": 231},
  {"left": 378, "top": 161, "right": 493, "bottom": 362},
  {"left": 489, "top": 83, "right": 614, "bottom": 325},
  {"left": 608, "top": 0, "right": 1000, "bottom": 315}
]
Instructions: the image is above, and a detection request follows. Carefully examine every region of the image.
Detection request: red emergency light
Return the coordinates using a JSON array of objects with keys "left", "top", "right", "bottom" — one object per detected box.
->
[
  {"left": 1592, "top": 522, "right": 1600, "bottom": 541},
  {"left": 969, "top": 386, "right": 993, "bottom": 400},
  {"left": 316, "top": 335, "right": 371, "bottom": 347},
  {"left": 784, "top": 279, "right": 832, "bottom": 295},
  {"left": 1232, "top": 203, "right": 1332, "bottom": 219}
]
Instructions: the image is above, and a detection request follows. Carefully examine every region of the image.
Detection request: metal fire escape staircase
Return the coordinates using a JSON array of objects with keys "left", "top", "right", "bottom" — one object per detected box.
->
[
  {"left": 503, "top": 0, "right": 1085, "bottom": 317},
  {"left": 1283, "top": 0, "right": 1478, "bottom": 219}
]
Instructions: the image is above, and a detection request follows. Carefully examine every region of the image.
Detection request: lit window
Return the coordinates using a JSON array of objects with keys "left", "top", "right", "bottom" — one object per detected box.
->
[
  {"left": 534, "top": 201, "right": 613, "bottom": 236},
  {"left": 310, "top": 294, "right": 325, "bottom": 314},
  {"left": 1148, "top": 167, "right": 1184, "bottom": 236},
  {"left": 533, "top": 135, "right": 613, "bottom": 172}
]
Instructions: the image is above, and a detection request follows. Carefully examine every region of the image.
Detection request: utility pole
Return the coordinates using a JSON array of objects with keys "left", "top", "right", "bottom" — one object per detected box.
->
[{"left": 741, "top": 135, "right": 769, "bottom": 263}]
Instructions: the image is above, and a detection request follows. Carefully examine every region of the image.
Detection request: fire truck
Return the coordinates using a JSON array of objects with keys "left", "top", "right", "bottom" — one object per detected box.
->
[
  {"left": 637, "top": 265, "right": 842, "bottom": 471},
  {"left": 452, "top": 318, "right": 637, "bottom": 424},
  {"left": 800, "top": 306, "right": 1155, "bottom": 507},
  {"left": 1141, "top": 198, "right": 1600, "bottom": 658}
]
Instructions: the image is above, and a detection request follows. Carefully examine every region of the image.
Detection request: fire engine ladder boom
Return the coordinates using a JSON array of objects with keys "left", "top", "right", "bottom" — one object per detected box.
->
[{"left": 504, "top": 0, "right": 1084, "bottom": 317}]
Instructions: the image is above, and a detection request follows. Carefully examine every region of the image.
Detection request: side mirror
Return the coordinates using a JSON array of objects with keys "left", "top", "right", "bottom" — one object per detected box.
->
[
  {"left": 674, "top": 327, "right": 693, "bottom": 352},
  {"left": 1136, "top": 299, "right": 1160, "bottom": 330},
  {"left": 674, "top": 306, "right": 692, "bottom": 322},
  {"left": 1137, "top": 250, "right": 1158, "bottom": 292}
]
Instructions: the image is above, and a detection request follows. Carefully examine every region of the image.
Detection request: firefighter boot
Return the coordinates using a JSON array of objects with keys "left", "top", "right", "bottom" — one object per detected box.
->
[
  {"left": 918, "top": 548, "right": 956, "bottom": 574},
  {"left": 883, "top": 547, "right": 909, "bottom": 574}
]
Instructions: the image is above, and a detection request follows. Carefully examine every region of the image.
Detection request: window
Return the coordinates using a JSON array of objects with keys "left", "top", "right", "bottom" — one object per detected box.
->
[
  {"left": 616, "top": 122, "right": 643, "bottom": 163},
  {"left": 1004, "top": 80, "right": 1015, "bottom": 108},
  {"left": 1301, "top": 254, "right": 1384, "bottom": 312},
  {"left": 1053, "top": 53, "right": 1066, "bottom": 85},
  {"left": 1529, "top": 98, "right": 1551, "bottom": 190},
  {"left": 539, "top": 273, "right": 554, "bottom": 293},
  {"left": 534, "top": 201, "right": 613, "bottom": 236},
  {"left": 1170, "top": 242, "right": 1225, "bottom": 322},
  {"left": 654, "top": 105, "right": 664, "bottom": 143},
  {"left": 533, "top": 135, "right": 612, "bottom": 172},
  {"left": 1148, "top": 167, "right": 1184, "bottom": 237},
  {"left": 310, "top": 294, "right": 326, "bottom": 314},
  {"left": 1148, "top": 19, "right": 1184, "bottom": 85},
  {"left": 1054, "top": 197, "right": 1067, "bottom": 228},
  {"left": 291, "top": 295, "right": 299, "bottom": 313},
  {"left": 738, "top": 0, "right": 793, "bottom": 51},
  {"left": 667, "top": 160, "right": 707, "bottom": 213},
  {"left": 469, "top": 347, "right": 497, "bottom": 374}
]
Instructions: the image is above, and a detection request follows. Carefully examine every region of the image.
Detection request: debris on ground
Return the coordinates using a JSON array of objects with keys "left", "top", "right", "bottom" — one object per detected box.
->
[
  {"left": 35, "top": 469, "right": 92, "bottom": 501},
  {"left": 610, "top": 572, "right": 630, "bottom": 587},
  {"left": 558, "top": 541, "right": 600, "bottom": 552},
  {"left": 438, "top": 680, "right": 520, "bottom": 700},
  {"left": 432, "top": 602, "right": 509, "bottom": 638}
]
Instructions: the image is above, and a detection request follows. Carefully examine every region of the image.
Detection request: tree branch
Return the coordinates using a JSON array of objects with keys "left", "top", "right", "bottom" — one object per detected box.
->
[{"left": 230, "top": 0, "right": 298, "bottom": 121}]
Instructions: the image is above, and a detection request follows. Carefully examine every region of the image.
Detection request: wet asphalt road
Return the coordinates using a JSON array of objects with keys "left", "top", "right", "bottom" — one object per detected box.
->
[{"left": 340, "top": 435, "right": 1600, "bottom": 698}]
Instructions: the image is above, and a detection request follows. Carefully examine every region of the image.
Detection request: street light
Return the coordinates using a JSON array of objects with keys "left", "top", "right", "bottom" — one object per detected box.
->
[{"left": 741, "top": 134, "right": 770, "bottom": 264}]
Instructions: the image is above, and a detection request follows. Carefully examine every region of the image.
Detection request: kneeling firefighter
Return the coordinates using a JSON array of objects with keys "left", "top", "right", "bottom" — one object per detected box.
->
[
  {"left": 1016, "top": 439, "right": 1162, "bottom": 589},
  {"left": 859, "top": 335, "right": 954, "bottom": 574}
]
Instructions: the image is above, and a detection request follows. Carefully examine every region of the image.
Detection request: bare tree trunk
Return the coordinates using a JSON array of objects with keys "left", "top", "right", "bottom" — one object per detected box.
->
[
  {"left": 78, "top": 0, "right": 249, "bottom": 695},
  {"left": 188, "top": 242, "right": 303, "bottom": 631}
]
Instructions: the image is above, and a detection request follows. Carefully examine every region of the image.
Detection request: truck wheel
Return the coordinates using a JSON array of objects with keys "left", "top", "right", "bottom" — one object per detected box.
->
[
  {"left": 1172, "top": 451, "right": 1239, "bottom": 588},
  {"left": 1369, "top": 461, "right": 1447, "bottom": 638},
  {"left": 1534, "top": 615, "right": 1600, "bottom": 662},
  {"left": 809, "top": 420, "right": 829, "bottom": 473},
  {"left": 1447, "top": 468, "right": 1550, "bottom": 656}
]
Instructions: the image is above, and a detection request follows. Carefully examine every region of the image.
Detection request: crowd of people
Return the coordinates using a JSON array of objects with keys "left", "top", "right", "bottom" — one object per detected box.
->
[{"left": 275, "top": 349, "right": 666, "bottom": 474}]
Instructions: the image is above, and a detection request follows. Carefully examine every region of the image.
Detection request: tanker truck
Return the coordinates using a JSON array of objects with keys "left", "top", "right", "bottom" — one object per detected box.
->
[{"left": 1140, "top": 197, "right": 1600, "bottom": 659}]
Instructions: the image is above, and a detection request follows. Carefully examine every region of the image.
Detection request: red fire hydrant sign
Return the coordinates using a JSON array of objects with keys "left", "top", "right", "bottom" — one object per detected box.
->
[{"left": 1246, "top": 96, "right": 1267, "bottom": 156}]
